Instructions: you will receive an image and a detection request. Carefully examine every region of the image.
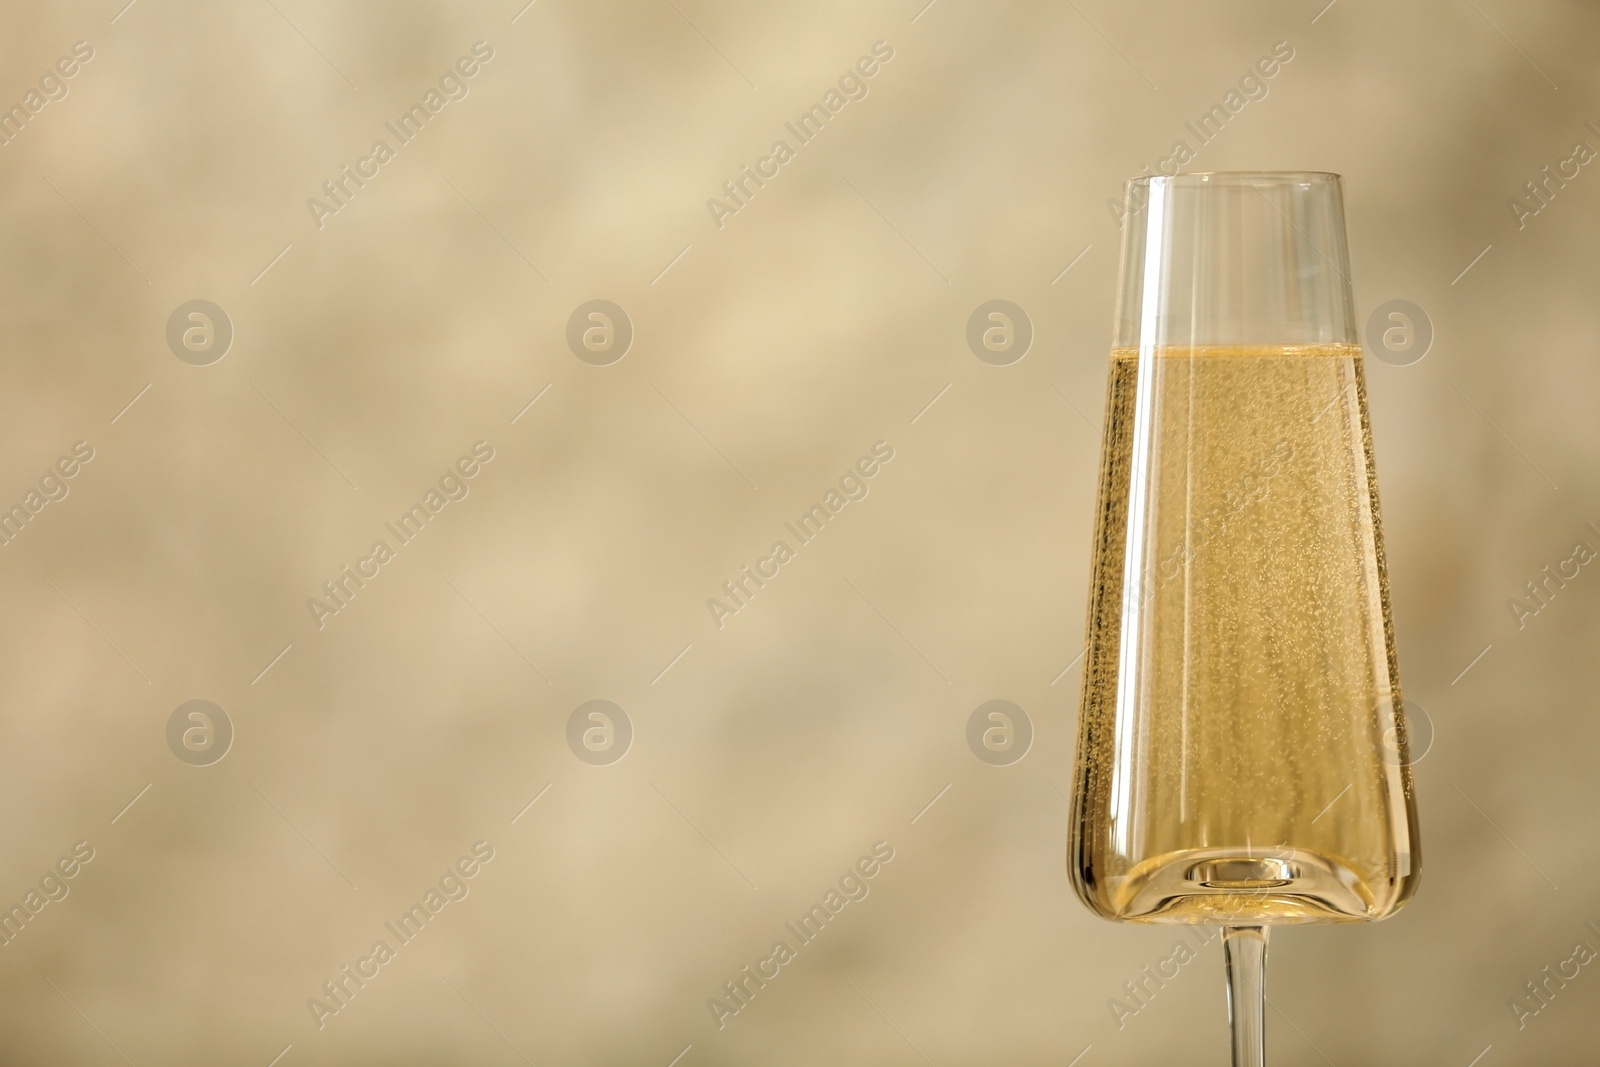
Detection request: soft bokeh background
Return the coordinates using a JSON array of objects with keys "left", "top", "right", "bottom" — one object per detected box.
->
[{"left": 0, "top": 0, "right": 1596, "bottom": 1063}]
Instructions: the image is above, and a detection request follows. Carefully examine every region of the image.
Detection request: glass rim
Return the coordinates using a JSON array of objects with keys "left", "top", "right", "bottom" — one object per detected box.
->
[{"left": 1127, "top": 170, "right": 1342, "bottom": 188}]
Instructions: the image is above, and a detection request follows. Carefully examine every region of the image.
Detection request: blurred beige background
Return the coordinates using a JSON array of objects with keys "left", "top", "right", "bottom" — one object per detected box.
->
[{"left": 0, "top": 0, "right": 1596, "bottom": 1063}]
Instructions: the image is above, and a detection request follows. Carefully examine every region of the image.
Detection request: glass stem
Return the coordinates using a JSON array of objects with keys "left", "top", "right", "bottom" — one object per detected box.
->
[{"left": 1223, "top": 925, "right": 1269, "bottom": 1067}]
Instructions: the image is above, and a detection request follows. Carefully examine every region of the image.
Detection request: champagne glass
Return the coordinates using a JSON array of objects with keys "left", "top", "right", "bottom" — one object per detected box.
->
[{"left": 1066, "top": 172, "right": 1421, "bottom": 1066}]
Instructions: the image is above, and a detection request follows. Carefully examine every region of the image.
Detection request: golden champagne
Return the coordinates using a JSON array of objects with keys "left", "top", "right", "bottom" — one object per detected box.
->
[{"left": 1069, "top": 345, "right": 1421, "bottom": 924}]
